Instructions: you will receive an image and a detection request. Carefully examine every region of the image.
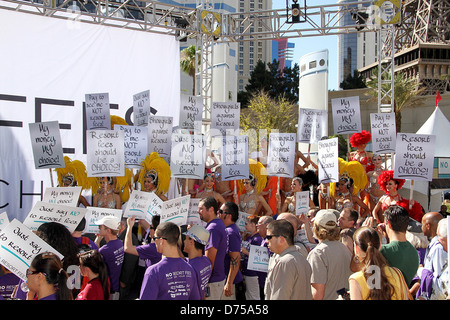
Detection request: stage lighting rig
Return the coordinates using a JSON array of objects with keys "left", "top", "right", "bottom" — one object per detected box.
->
[{"left": 286, "top": 0, "right": 306, "bottom": 24}]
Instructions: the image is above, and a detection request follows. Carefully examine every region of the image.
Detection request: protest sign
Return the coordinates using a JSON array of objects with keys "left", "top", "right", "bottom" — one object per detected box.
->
[
  {"left": 394, "top": 133, "right": 436, "bottom": 181},
  {"left": 148, "top": 115, "right": 173, "bottom": 163},
  {"left": 0, "top": 211, "right": 9, "bottom": 232},
  {"left": 123, "top": 190, "right": 162, "bottom": 221},
  {"left": 247, "top": 245, "right": 270, "bottom": 273},
  {"left": 236, "top": 211, "right": 250, "bottom": 232},
  {"left": 297, "top": 108, "right": 328, "bottom": 144},
  {"left": 0, "top": 219, "right": 63, "bottom": 281},
  {"left": 210, "top": 102, "right": 240, "bottom": 136},
  {"left": 221, "top": 135, "right": 249, "bottom": 181},
  {"left": 179, "top": 95, "right": 203, "bottom": 132},
  {"left": 86, "top": 129, "right": 125, "bottom": 177},
  {"left": 23, "top": 201, "right": 87, "bottom": 233},
  {"left": 317, "top": 137, "right": 339, "bottom": 183},
  {"left": 186, "top": 198, "right": 206, "bottom": 227},
  {"left": 133, "top": 90, "right": 151, "bottom": 127},
  {"left": 331, "top": 96, "right": 362, "bottom": 135},
  {"left": 370, "top": 113, "right": 396, "bottom": 154},
  {"left": 29, "top": 121, "right": 65, "bottom": 169},
  {"left": 295, "top": 191, "right": 310, "bottom": 216},
  {"left": 160, "top": 195, "right": 190, "bottom": 226},
  {"left": 266, "top": 133, "right": 296, "bottom": 178},
  {"left": 170, "top": 133, "right": 205, "bottom": 179},
  {"left": 84, "top": 207, "right": 123, "bottom": 234},
  {"left": 43, "top": 187, "right": 82, "bottom": 207},
  {"left": 85, "top": 93, "right": 111, "bottom": 130},
  {"left": 114, "top": 125, "right": 148, "bottom": 169}
]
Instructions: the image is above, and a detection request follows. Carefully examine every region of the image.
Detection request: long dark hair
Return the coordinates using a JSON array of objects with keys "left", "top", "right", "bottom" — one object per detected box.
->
[
  {"left": 78, "top": 250, "right": 110, "bottom": 300},
  {"left": 31, "top": 252, "right": 73, "bottom": 300}
]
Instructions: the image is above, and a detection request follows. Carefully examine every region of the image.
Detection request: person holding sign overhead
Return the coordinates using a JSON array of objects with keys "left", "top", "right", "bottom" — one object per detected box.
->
[
  {"left": 365, "top": 154, "right": 386, "bottom": 211},
  {"left": 277, "top": 176, "right": 315, "bottom": 214},
  {"left": 235, "top": 160, "right": 272, "bottom": 216},
  {"left": 137, "top": 152, "right": 171, "bottom": 201}
]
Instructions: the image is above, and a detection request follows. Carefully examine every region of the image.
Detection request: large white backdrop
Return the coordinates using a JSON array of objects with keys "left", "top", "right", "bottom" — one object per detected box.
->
[{"left": 0, "top": 10, "right": 181, "bottom": 222}]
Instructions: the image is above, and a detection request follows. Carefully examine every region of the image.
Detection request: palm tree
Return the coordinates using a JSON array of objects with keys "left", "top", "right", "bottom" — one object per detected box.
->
[
  {"left": 180, "top": 45, "right": 198, "bottom": 95},
  {"left": 366, "top": 67, "right": 425, "bottom": 132}
]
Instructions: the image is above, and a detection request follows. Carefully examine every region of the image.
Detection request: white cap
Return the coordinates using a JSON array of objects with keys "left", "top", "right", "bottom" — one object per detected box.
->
[
  {"left": 95, "top": 216, "right": 121, "bottom": 231},
  {"left": 314, "top": 209, "right": 338, "bottom": 228},
  {"left": 183, "top": 225, "right": 210, "bottom": 246}
]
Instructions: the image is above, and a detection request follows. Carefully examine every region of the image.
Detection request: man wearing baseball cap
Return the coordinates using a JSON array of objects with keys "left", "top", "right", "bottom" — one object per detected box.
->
[
  {"left": 95, "top": 216, "right": 124, "bottom": 300},
  {"left": 183, "top": 225, "right": 212, "bottom": 299}
]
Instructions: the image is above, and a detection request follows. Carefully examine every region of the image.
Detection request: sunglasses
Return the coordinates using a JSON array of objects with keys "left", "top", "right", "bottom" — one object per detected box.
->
[
  {"left": 152, "top": 236, "right": 167, "bottom": 241},
  {"left": 218, "top": 209, "right": 229, "bottom": 215},
  {"left": 266, "top": 234, "right": 283, "bottom": 240}
]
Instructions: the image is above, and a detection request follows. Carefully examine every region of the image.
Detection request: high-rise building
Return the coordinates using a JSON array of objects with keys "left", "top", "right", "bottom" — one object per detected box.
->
[{"left": 272, "top": 38, "right": 295, "bottom": 71}]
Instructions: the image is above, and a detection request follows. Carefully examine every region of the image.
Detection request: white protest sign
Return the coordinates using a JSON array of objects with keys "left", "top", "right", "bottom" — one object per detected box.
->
[
  {"left": 123, "top": 190, "right": 162, "bottom": 221},
  {"left": 86, "top": 129, "right": 125, "bottom": 177},
  {"left": 236, "top": 211, "right": 250, "bottom": 232},
  {"left": 370, "top": 113, "right": 396, "bottom": 154},
  {"left": 211, "top": 102, "right": 241, "bottom": 136},
  {"left": 29, "top": 121, "right": 65, "bottom": 169},
  {"left": 133, "top": 90, "right": 151, "bottom": 127},
  {"left": 0, "top": 211, "right": 9, "bottom": 233},
  {"left": 160, "top": 195, "right": 190, "bottom": 226},
  {"left": 317, "top": 137, "right": 339, "bottom": 183},
  {"left": 186, "top": 198, "right": 206, "bottom": 227},
  {"left": 247, "top": 245, "right": 270, "bottom": 273},
  {"left": 170, "top": 133, "right": 206, "bottom": 179},
  {"left": 438, "top": 158, "right": 450, "bottom": 175},
  {"left": 23, "top": 201, "right": 87, "bottom": 233},
  {"left": 0, "top": 219, "right": 63, "bottom": 281},
  {"left": 114, "top": 125, "right": 148, "bottom": 169},
  {"left": 84, "top": 207, "right": 123, "bottom": 234},
  {"left": 297, "top": 108, "right": 328, "bottom": 144},
  {"left": 85, "top": 93, "right": 111, "bottom": 130},
  {"left": 394, "top": 133, "right": 436, "bottom": 181},
  {"left": 221, "top": 135, "right": 249, "bottom": 181},
  {"left": 295, "top": 191, "right": 310, "bottom": 216},
  {"left": 332, "top": 96, "right": 362, "bottom": 135},
  {"left": 148, "top": 115, "right": 173, "bottom": 163},
  {"left": 43, "top": 187, "right": 82, "bottom": 207},
  {"left": 267, "top": 133, "right": 296, "bottom": 178},
  {"left": 179, "top": 94, "right": 203, "bottom": 132}
]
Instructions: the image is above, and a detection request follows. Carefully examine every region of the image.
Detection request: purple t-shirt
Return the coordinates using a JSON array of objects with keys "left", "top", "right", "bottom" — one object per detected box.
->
[
  {"left": 140, "top": 257, "right": 201, "bottom": 300},
  {"left": 0, "top": 273, "right": 21, "bottom": 299},
  {"left": 73, "top": 236, "right": 99, "bottom": 251},
  {"left": 205, "top": 218, "right": 228, "bottom": 283},
  {"left": 224, "top": 223, "right": 243, "bottom": 284},
  {"left": 242, "top": 232, "right": 264, "bottom": 277},
  {"left": 99, "top": 238, "right": 124, "bottom": 292},
  {"left": 136, "top": 243, "right": 162, "bottom": 267},
  {"left": 187, "top": 256, "right": 212, "bottom": 299}
]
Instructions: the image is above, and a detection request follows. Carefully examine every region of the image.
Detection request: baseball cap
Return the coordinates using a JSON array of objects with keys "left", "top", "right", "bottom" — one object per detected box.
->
[
  {"left": 314, "top": 209, "right": 338, "bottom": 228},
  {"left": 95, "top": 216, "right": 121, "bottom": 231},
  {"left": 183, "top": 225, "right": 210, "bottom": 246}
]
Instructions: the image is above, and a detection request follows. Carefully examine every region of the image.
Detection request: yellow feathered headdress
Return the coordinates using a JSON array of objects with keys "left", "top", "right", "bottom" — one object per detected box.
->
[
  {"left": 55, "top": 156, "right": 94, "bottom": 190},
  {"left": 330, "top": 158, "right": 367, "bottom": 198},
  {"left": 238, "top": 159, "right": 267, "bottom": 194},
  {"left": 138, "top": 152, "right": 171, "bottom": 195},
  {"left": 110, "top": 115, "right": 128, "bottom": 129}
]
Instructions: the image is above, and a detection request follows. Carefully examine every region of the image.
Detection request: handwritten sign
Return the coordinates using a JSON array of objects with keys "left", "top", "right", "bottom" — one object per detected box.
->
[
  {"left": 236, "top": 211, "right": 250, "bottom": 232},
  {"left": 297, "top": 108, "right": 328, "bottom": 144},
  {"left": 394, "top": 133, "right": 436, "bottom": 181},
  {"left": 186, "top": 198, "right": 207, "bottom": 227},
  {"left": 23, "top": 201, "right": 87, "bottom": 233},
  {"left": 86, "top": 129, "right": 125, "bottom": 177},
  {"left": 160, "top": 195, "right": 190, "bottom": 226},
  {"left": 295, "top": 191, "right": 310, "bottom": 216},
  {"left": 370, "top": 113, "right": 396, "bottom": 154},
  {"left": 148, "top": 115, "right": 173, "bottom": 163},
  {"left": 84, "top": 207, "right": 123, "bottom": 234},
  {"left": 267, "top": 133, "right": 296, "bottom": 178},
  {"left": 43, "top": 187, "right": 82, "bottom": 207},
  {"left": 85, "top": 93, "right": 111, "bottom": 130},
  {"left": 170, "top": 133, "right": 205, "bottom": 179},
  {"left": 0, "top": 219, "right": 63, "bottom": 281},
  {"left": 221, "top": 135, "right": 249, "bottom": 181},
  {"left": 211, "top": 102, "right": 241, "bottom": 136},
  {"left": 179, "top": 95, "right": 203, "bottom": 132},
  {"left": 247, "top": 244, "right": 270, "bottom": 273},
  {"left": 114, "top": 125, "right": 148, "bottom": 169},
  {"left": 29, "top": 121, "right": 65, "bottom": 169},
  {"left": 317, "top": 137, "right": 339, "bottom": 183},
  {"left": 133, "top": 90, "right": 151, "bottom": 126},
  {"left": 123, "top": 190, "right": 162, "bottom": 221},
  {"left": 0, "top": 211, "right": 9, "bottom": 233},
  {"left": 332, "top": 96, "right": 362, "bottom": 135}
]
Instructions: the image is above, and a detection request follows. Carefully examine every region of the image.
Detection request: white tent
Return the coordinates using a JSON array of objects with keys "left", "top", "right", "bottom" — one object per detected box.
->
[{"left": 416, "top": 106, "right": 450, "bottom": 158}]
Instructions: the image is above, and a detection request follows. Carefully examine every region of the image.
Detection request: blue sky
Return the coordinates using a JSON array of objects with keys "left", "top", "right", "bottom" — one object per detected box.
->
[{"left": 272, "top": 0, "right": 339, "bottom": 90}]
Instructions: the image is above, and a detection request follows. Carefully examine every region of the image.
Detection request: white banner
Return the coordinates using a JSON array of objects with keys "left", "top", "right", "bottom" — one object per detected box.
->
[
  {"left": 0, "top": 10, "right": 180, "bottom": 222},
  {"left": 160, "top": 195, "right": 190, "bottom": 226},
  {"left": 148, "top": 115, "right": 173, "bottom": 164},
  {"left": 247, "top": 245, "right": 270, "bottom": 273},
  {"left": 318, "top": 137, "right": 339, "bottom": 183},
  {"left": 297, "top": 108, "right": 328, "bottom": 144},
  {"left": 370, "top": 113, "right": 396, "bottom": 154},
  {"left": 114, "top": 125, "right": 148, "bottom": 169},
  {"left": 210, "top": 102, "right": 240, "bottom": 136},
  {"left": 85, "top": 93, "right": 111, "bottom": 130},
  {"left": 267, "top": 133, "right": 296, "bottom": 178},
  {"left": 170, "top": 134, "right": 206, "bottom": 179},
  {"left": 220, "top": 135, "right": 249, "bottom": 181},
  {"left": 29, "top": 121, "right": 65, "bottom": 169},
  {"left": 332, "top": 96, "right": 362, "bottom": 135},
  {"left": 84, "top": 207, "right": 123, "bottom": 234},
  {"left": 42, "top": 186, "right": 82, "bottom": 207}
]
